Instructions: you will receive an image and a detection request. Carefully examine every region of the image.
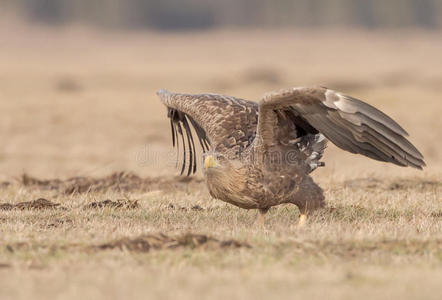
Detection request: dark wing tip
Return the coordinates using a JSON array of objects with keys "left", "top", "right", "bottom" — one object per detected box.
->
[
  {"left": 165, "top": 107, "right": 210, "bottom": 176},
  {"left": 411, "top": 157, "right": 426, "bottom": 170}
]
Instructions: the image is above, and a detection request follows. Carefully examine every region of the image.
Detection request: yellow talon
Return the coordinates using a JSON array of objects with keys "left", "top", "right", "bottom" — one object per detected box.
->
[{"left": 297, "top": 214, "right": 306, "bottom": 227}]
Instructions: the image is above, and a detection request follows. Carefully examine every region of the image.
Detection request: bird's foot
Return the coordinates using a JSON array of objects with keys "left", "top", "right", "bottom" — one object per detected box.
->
[{"left": 297, "top": 214, "right": 307, "bottom": 228}]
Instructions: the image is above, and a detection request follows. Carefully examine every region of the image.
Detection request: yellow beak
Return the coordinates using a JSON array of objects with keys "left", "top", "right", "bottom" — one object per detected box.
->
[{"left": 204, "top": 155, "right": 217, "bottom": 170}]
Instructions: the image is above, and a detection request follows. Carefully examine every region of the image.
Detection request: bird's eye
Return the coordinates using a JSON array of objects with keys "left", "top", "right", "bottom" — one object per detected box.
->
[{"left": 216, "top": 155, "right": 226, "bottom": 162}]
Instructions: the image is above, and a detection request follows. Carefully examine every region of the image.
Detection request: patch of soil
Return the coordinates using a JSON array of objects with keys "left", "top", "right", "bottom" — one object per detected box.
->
[
  {"left": 94, "top": 233, "right": 251, "bottom": 253},
  {"left": 0, "top": 198, "right": 64, "bottom": 210},
  {"left": 55, "top": 76, "right": 83, "bottom": 93},
  {"left": 0, "top": 263, "right": 11, "bottom": 269},
  {"left": 84, "top": 199, "right": 139, "bottom": 209},
  {"left": 283, "top": 239, "right": 442, "bottom": 258},
  {"left": 343, "top": 177, "right": 442, "bottom": 191},
  {"left": 0, "top": 181, "right": 10, "bottom": 188},
  {"left": 167, "top": 204, "right": 204, "bottom": 211},
  {"left": 5, "top": 236, "right": 440, "bottom": 260},
  {"left": 430, "top": 211, "right": 442, "bottom": 218},
  {"left": 46, "top": 218, "right": 74, "bottom": 228},
  {"left": 4, "top": 233, "right": 250, "bottom": 254},
  {"left": 0, "top": 203, "right": 14, "bottom": 210},
  {"left": 20, "top": 172, "right": 204, "bottom": 194}
]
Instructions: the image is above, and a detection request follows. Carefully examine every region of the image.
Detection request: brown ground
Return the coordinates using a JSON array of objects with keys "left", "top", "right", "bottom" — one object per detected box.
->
[{"left": 0, "top": 22, "right": 441, "bottom": 300}]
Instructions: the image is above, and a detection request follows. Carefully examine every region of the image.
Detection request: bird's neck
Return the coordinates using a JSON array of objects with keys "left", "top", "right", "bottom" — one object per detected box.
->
[{"left": 205, "top": 165, "right": 247, "bottom": 201}]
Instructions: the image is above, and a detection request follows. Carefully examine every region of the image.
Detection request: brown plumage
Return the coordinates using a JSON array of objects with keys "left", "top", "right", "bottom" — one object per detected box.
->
[{"left": 157, "top": 87, "right": 425, "bottom": 225}]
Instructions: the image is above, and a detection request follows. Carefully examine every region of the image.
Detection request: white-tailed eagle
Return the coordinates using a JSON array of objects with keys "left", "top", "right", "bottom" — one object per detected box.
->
[{"left": 157, "top": 87, "right": 425, "bottom": 226}]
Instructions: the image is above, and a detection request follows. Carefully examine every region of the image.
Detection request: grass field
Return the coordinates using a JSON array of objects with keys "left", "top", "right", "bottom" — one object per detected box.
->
[{"left": 0, "top": 23, "right": 441, "bottom": 300}]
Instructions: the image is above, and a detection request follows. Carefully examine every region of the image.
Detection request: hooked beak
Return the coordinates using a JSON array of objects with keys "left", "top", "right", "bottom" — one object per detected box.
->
[{"left": 204, "top": 155, "right": 217, "bottom": 170}]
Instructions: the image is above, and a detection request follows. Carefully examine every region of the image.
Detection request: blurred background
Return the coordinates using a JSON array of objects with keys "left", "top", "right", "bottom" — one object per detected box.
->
[
  {"left": 3, "top": 0, "right": 442, "bottom": 29},
  {"left": 0, "top": 0, "right": 441, "bottom": 180}
]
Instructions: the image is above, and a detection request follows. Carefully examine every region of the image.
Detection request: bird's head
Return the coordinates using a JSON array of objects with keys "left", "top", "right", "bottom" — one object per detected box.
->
[
  {"left": 204, "top": 154, "right": 221, "bottom": 171},
  {"left": 203, "top": 153, "right": 243, "bottom": 175},
  {"left": 203, "top": 152, "right": 235, "bottom": 173}
]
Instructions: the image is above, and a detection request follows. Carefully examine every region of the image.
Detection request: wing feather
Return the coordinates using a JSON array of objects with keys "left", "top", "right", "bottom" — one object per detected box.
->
[
  {"left": 334, "top": 112, "right": 425, "bottom": 167},
  {"left": 158, "top": 90, "right": 258, "bottom": 175},
  {"left": 258, "top": 87, "right": 425, "bottom": 169},
  {"left": 326, "top": 93, "right": 409, "bottom": 136},
  {"left": 175, "top": 121, "right": 187, "bottom": 175}
]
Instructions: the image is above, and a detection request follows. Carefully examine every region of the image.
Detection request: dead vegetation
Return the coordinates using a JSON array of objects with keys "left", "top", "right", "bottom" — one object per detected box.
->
[
  {"left": 84, "top": 199, "right": 139, "bottom": 209},
  {"left": 0, "top": 197, "right": 140, "bottom": 211},
  {"left": 4, "top": 233, "right": 440, "bottom": 261},
  {"left": 279, "top": 239, "right": 442, "bottom": 259},
  {"left": 19, "top": 172, "right": 204, "bottom": 194},
  {"left": 167, "top": 203, "right": 204, "bottom": 211},
  {"left": 431, "top": 211, "right": 442, "bottom": 218},
  {"left": 0, "top": 198, "right": 63, "bottom": 211},
  {"left": 46, "top": 218, "right": 74, "bottom": 229},
  {"left": 321, "top": 204, "right": 416, "bottom": 222},
  {"left": 14, "top": 173, "right": 440, "bottom": 196},
  {"left": 95, "top": 232, "right": 251, "bottom": 252},
  {"left": 4, "top": 233, "right": 250, "bottom": 254},
  {"left": 342, "top": 177, "right": 442, "bottom": 191}
]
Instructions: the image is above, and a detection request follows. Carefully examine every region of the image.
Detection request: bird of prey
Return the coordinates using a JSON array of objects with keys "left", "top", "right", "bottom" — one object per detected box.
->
[{"left": 157, "top": 87, "right": 425, "bottom": 226}]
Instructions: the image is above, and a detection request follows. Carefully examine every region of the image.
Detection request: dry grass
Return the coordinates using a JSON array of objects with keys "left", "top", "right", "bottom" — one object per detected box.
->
[{"left": 0, "top": 23, "right": 441, "bottom": 300}]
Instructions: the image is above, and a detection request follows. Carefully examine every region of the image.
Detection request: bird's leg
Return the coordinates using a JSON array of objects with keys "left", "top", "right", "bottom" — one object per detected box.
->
[
  {"left": 296, "top": 205, "right": 309, "bottom": 228},
  {"left": 255, "top": 208, "right": 269, "bottom": 227}
]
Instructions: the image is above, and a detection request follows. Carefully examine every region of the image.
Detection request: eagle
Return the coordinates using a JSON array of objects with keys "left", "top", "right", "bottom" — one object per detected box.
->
[{"left": 157, "top": 87, "right": 425, "bottom": 226}]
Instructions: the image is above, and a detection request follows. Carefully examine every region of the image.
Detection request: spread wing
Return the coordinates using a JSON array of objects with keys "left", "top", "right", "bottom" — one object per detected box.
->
[
  {"left": 257, "top": 87, "right": 425, "bottom": 169},
  {"left": 157, "top": 90, "right": 258, "bottom": 175}
]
